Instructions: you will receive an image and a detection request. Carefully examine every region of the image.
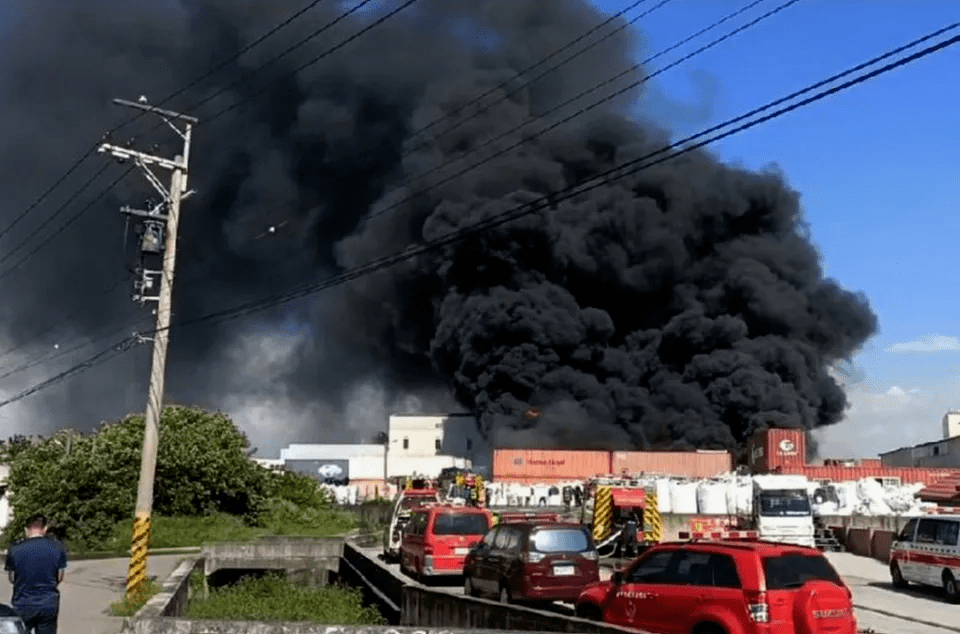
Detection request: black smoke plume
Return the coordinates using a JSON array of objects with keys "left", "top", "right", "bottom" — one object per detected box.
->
[{"left": 0, "top": 0, "right": 876, "bottom": 451}]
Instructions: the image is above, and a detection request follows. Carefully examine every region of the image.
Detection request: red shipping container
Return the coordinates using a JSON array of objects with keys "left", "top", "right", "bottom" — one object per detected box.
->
[
  {"left": 612, "top": 451, "right": 732, "bottom": 478},
  {"left": 492, "top": 449, "right": 611, "bottom": 482},
  {"left": 748, "top": 428, "right": 806, "bottom": 472}
]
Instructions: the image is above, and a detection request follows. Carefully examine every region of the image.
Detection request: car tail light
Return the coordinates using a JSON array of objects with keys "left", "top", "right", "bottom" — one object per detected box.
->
[
  {"left": 745, "top": 590, "right": 769, "bottom": 623},
  {"left": 424, "top": 545, "right": 434, "bottom": 556},
  {"left": 582, "top": 550, "right": 599, "bottom": 561},
  {"left": 523, "top": 551, "right": 546, "bottom": 563}
]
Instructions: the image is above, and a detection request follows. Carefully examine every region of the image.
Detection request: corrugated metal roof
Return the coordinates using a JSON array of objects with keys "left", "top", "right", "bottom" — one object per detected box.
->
[{"left": 280, "top": 444, "right": 384, "bottom": 461}]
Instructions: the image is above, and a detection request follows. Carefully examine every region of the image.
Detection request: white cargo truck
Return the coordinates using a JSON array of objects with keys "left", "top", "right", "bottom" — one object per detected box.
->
[{"left": 748, "top": 474, "right": 816, "bottom": 548}]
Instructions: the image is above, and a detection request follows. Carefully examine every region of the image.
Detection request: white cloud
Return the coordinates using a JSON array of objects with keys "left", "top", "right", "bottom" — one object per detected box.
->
[
  {"left": 813, "top": 380, "right": 959, "bottom": 458},
  {"left": 887, "top": 335, "right": 960, "bottom": 353}
]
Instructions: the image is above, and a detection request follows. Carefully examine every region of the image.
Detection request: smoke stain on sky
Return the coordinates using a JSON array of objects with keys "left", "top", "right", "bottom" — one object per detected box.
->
[{"left": 0, "top": 0, "right": 876, "bottom": 453}]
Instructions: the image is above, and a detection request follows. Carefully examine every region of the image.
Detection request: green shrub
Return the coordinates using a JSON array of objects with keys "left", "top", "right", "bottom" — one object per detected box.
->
[
  {"left": 109, "top": 580, "right": 163, "bottom": 617},
  {"left": 1, "top": 406, "right": 270, "bottom": 548},
  {"left": 185, "top": 574, "right": 385, "bottom": 625}
]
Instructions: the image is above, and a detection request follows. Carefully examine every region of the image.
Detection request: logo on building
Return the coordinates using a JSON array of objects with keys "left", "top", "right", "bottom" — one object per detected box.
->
[
  {"left": 777, "top": 439, "right": 797, "bottom": 455},
  {"left": 317, "top": 464, "right": 344, "bottom": 478}
]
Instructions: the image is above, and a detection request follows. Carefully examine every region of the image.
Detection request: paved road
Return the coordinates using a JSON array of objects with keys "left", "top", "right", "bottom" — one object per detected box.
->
[
  {"left": 826, "top": 552, "right": 960, "bottom": 634},
  {"left": 1, "top": 554, "right": 183, "bottom": 634}
]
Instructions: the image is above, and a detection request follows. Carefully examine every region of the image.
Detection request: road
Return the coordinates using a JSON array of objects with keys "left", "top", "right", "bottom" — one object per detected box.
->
[
  {"left": 825, "top": 552, "right": 960, "bottom": 634},
  {"left": 368, "top": 545, "right": 959, "bottom": 634},
  {"left": 0, "top": 554, "right": 183, "bottom": 634}
]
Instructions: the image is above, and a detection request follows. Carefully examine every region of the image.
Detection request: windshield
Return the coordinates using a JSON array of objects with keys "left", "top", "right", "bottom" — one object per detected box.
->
[
  {"left": 531, "top": 528, "right": 592, "bottom": 553},
  {"left": 432, "top": 513, "right": 489, "bottom": 535},
  {"left": 758, "top": 490, "right": 811, "bottom": 517},
  {"left": 763, "top": 554, "right": 841, "bottom": 589}
]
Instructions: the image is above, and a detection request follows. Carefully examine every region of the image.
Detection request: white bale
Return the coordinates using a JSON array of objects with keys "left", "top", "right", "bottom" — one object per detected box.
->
[
  {"left": 655, "top": 479, "right": 672, "bottom": 514},
  {"left": 670, "top": 480, "right": 699, "bottom": 515},
  {"left": 726, "top": 477, "right": 753, "bottom": 515},
  {"left": 697, "top": 480, "right": 730, "bottom": 515}
]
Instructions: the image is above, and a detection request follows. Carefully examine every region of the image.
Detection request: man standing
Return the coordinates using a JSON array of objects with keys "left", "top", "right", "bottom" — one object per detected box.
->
[{"left": 4, "top": 515, "right": 67, "bottom": 634}]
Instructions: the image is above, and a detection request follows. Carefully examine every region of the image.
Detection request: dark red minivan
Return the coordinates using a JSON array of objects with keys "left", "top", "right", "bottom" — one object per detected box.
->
[{"left": 463, "top": 522, "right": 599, "bottom": 604}]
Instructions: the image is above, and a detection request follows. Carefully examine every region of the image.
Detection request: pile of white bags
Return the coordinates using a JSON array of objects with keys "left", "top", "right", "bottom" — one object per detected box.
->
[
  {"left": 670, "top": 481, "right": 699, "bottom": 514},
  {"left": 697, "top": 480, "right": 730, "bottom": 514},
  {"left": 726, "top": 476, "right": 753, "bottom": 515}
]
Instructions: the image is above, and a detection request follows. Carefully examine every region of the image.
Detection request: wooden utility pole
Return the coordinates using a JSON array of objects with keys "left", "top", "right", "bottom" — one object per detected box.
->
[{"left": 99, "top": 97, "right": 196, "bottom": 597}]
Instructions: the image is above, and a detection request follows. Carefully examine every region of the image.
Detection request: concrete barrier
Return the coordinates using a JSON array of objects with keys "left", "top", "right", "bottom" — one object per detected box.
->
[
  {"left": 123, "top": 556, "right": 204, "bottom": 631},
  {"left": 202, "top": 536, "right": 344, "bottom": 586},
  {"left": 400, "top": 585, "right": 636, "bottom": 633},
  {"left": 123, "top": 623, "right": 620, "bottom": 634},
  {"left": 870, "top": 529, "right": 895, "bottom": 564},
  {"left": 846, "top": 527, "right": 872, "bottom": 557}
]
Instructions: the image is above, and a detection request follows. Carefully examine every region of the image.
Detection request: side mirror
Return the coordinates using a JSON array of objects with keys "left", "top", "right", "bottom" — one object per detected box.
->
[{"left": 612, "top": 571, "right": 624, "bottom": 585}]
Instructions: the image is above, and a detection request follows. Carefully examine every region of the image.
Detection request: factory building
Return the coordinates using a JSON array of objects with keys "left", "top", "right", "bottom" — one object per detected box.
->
[
  {"left": 270, "top": 413, "right": 490, "bottom": 496},
  {"left": 878, "top": 411, "right": 960, "bottom": 468}
]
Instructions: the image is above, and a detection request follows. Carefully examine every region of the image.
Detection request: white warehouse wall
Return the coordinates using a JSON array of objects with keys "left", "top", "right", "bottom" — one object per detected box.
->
[{"left": 386, "top": 413, "right": 492, "bottom": 477}]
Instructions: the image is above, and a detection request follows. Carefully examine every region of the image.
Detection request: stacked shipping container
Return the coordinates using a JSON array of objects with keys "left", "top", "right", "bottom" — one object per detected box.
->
[
  {"left": 491, "top": 449, "right": 733, "bottom": 483},
  {"left": 748, "top": 428, "right": 960, "bottom": 488}
]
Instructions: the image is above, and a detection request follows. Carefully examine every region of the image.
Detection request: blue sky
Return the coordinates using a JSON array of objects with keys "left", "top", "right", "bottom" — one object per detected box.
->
[{"left": 589, "top": 0, "right": 960, "bottom": 456}]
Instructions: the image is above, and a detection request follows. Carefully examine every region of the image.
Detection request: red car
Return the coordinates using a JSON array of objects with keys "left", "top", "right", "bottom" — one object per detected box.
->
[
  {"left": 575, "top": 537, "right": 857, "bottom": 634},
  {"left": 463, "top": 521, "right": 600, "bottom": 604},
  {"left": 400, "top": 504, "right": 493, "bottom": 582}
]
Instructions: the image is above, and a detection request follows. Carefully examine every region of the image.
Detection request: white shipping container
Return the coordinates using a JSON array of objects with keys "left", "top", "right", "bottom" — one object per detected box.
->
[
  {"left": 349, "top": 455, "right": 387, "bottom": 480},
  {"left": 387, "top": 454, "right": 470, "bottom": 478}
]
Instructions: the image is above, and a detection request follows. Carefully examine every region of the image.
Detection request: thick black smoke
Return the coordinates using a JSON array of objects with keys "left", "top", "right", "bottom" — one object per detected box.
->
[{"left": 0, "top": 0, "right": 876, "bottom": 450}]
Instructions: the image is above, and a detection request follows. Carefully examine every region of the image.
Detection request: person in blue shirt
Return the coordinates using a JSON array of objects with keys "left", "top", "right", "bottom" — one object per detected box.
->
[{"left": 4, "top": 514, "right": 67, "bottom": 634}]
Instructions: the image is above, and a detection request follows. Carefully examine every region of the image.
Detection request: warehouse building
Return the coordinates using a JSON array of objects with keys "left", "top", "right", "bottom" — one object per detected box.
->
[
  {"left": 878, "top": 411, "right": 960, "bottom": 468},
  {"left": 271, "top": 413, "right": 490, "bottom": 496}
]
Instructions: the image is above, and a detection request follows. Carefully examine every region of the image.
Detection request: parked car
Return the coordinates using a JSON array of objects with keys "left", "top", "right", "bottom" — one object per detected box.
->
[
  {"left": 463, "top": 521, "right": 599, "bottom": 604},
  {"left": 0, "top": 604, "right": 26, "bottom": 634},
  {"left": 400, "top": 504, "right": 493, "bottom": 582},
  {"left": 575, "top": 538, "right": 858, "bottom": 634},
  {"left": 889, "top": 514, "right": 960, "bottom": 603},
  {"left": 382, "top": 488, "right": 442, "bottom": 562}
]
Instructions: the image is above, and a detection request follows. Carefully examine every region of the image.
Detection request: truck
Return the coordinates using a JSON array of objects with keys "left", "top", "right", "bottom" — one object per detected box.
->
[
  {"left": 382, "top": 485, "right": 442, "bottom": 562},
  {"left": 742, "top": 474, "right": 816, "bottom": 548},
  {"left": 581, "top": 477, "right": 656, "bottom": 558}
]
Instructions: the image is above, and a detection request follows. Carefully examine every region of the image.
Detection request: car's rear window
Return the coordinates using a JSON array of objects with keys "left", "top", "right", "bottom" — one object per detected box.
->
[
  {"left": 531, "top": 528, "right": 591, "bottom": 553},
  {"left": 763, "top": 554, "right": 842, "bottom": 590},
  {"left": 432, "top": 513, "right": 489, "bottom": 535}
]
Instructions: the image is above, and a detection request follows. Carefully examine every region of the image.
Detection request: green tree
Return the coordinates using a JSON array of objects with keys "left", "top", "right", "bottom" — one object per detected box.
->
[{"left": 2, "top": 406, "right": 270, "bottom": 548}]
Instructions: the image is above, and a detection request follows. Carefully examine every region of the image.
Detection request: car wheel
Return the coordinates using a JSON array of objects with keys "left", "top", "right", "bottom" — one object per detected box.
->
[
  {"left": 464, "top": 576, "right": 477, "bottom": 597},
  {"left": 890, "top": 563, "right": 908, "bottom": 589},
  {"left": 576, "top": 604, "right": 602, "bottom": 621},
  {"left": 499, "top": 585, "right": 511, "bottom": 604},
  {"left": 944, "top": 572, "right": 960, "bottom": 604}
]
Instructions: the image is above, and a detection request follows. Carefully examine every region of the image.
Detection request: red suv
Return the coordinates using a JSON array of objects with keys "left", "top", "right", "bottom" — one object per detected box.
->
[
  {"left": 400, "top": 505, "right": 493, "bottom": 582},
  {"left": 575, "top": 539, "right": 857, "bottom": 634},
  {"left": 463, "top": 521, "right": 600, "bottom": 604}
]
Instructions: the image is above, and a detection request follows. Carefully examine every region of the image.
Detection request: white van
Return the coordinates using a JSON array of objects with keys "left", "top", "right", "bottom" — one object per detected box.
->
[{"left": 889, "top": 514, "right": 960, "bottom": 603}]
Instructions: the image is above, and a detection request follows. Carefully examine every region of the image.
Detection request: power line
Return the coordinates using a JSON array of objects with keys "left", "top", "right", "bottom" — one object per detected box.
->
[
  {"left": 362, "top": 0, "right": 806, "bottom": 225},
  {"left": 142, "top": 25, "right": 960, "bottom": 339},
  {"left": 0, "top": 0, "right": 331, "bottom": 250},
  {"left": 2, "top": 23, "right": 956, "bottom": 411},
  {"left": 0, "top": 220, "right": 295, "bottom": 377},
  {"left": 0, "top": 2, "right": 400, "bottom": 289},
  {"left": 200, "top": 0, "right": 420, "bottom": 127},
  {"left": 404, "top": 0, "right": 674, "bottom": 147},
  {"left": 0, "top": 167, "right": 134, "bottom": 283}
]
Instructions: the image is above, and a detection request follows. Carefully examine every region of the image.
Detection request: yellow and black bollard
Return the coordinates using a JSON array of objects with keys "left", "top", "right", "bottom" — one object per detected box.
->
[
  {"left": 126, "top": 514, "right": 152, "bottom": 597},
  {"left": 643, "top": 493, "right": 663, "bottom": 543},
  {"left": 592, "top": 486, "right": 613, "bottom": 543}
]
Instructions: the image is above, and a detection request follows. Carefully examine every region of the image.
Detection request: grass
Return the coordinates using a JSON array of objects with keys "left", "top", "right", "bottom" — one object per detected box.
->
[
  {"left": 184, "top": 574, "right": 386, "bottom": 625},
  {"left": 108, "top": 580, "right": 163, "bottom": 617},
  {"left": 80, "top": 500, "right": 359, "bottom": 556}
]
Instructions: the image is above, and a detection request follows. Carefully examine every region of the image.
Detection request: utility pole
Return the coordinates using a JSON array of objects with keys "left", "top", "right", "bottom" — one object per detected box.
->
[{"left": 99, "top": 97, "right": 196, "bottom": 598}]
